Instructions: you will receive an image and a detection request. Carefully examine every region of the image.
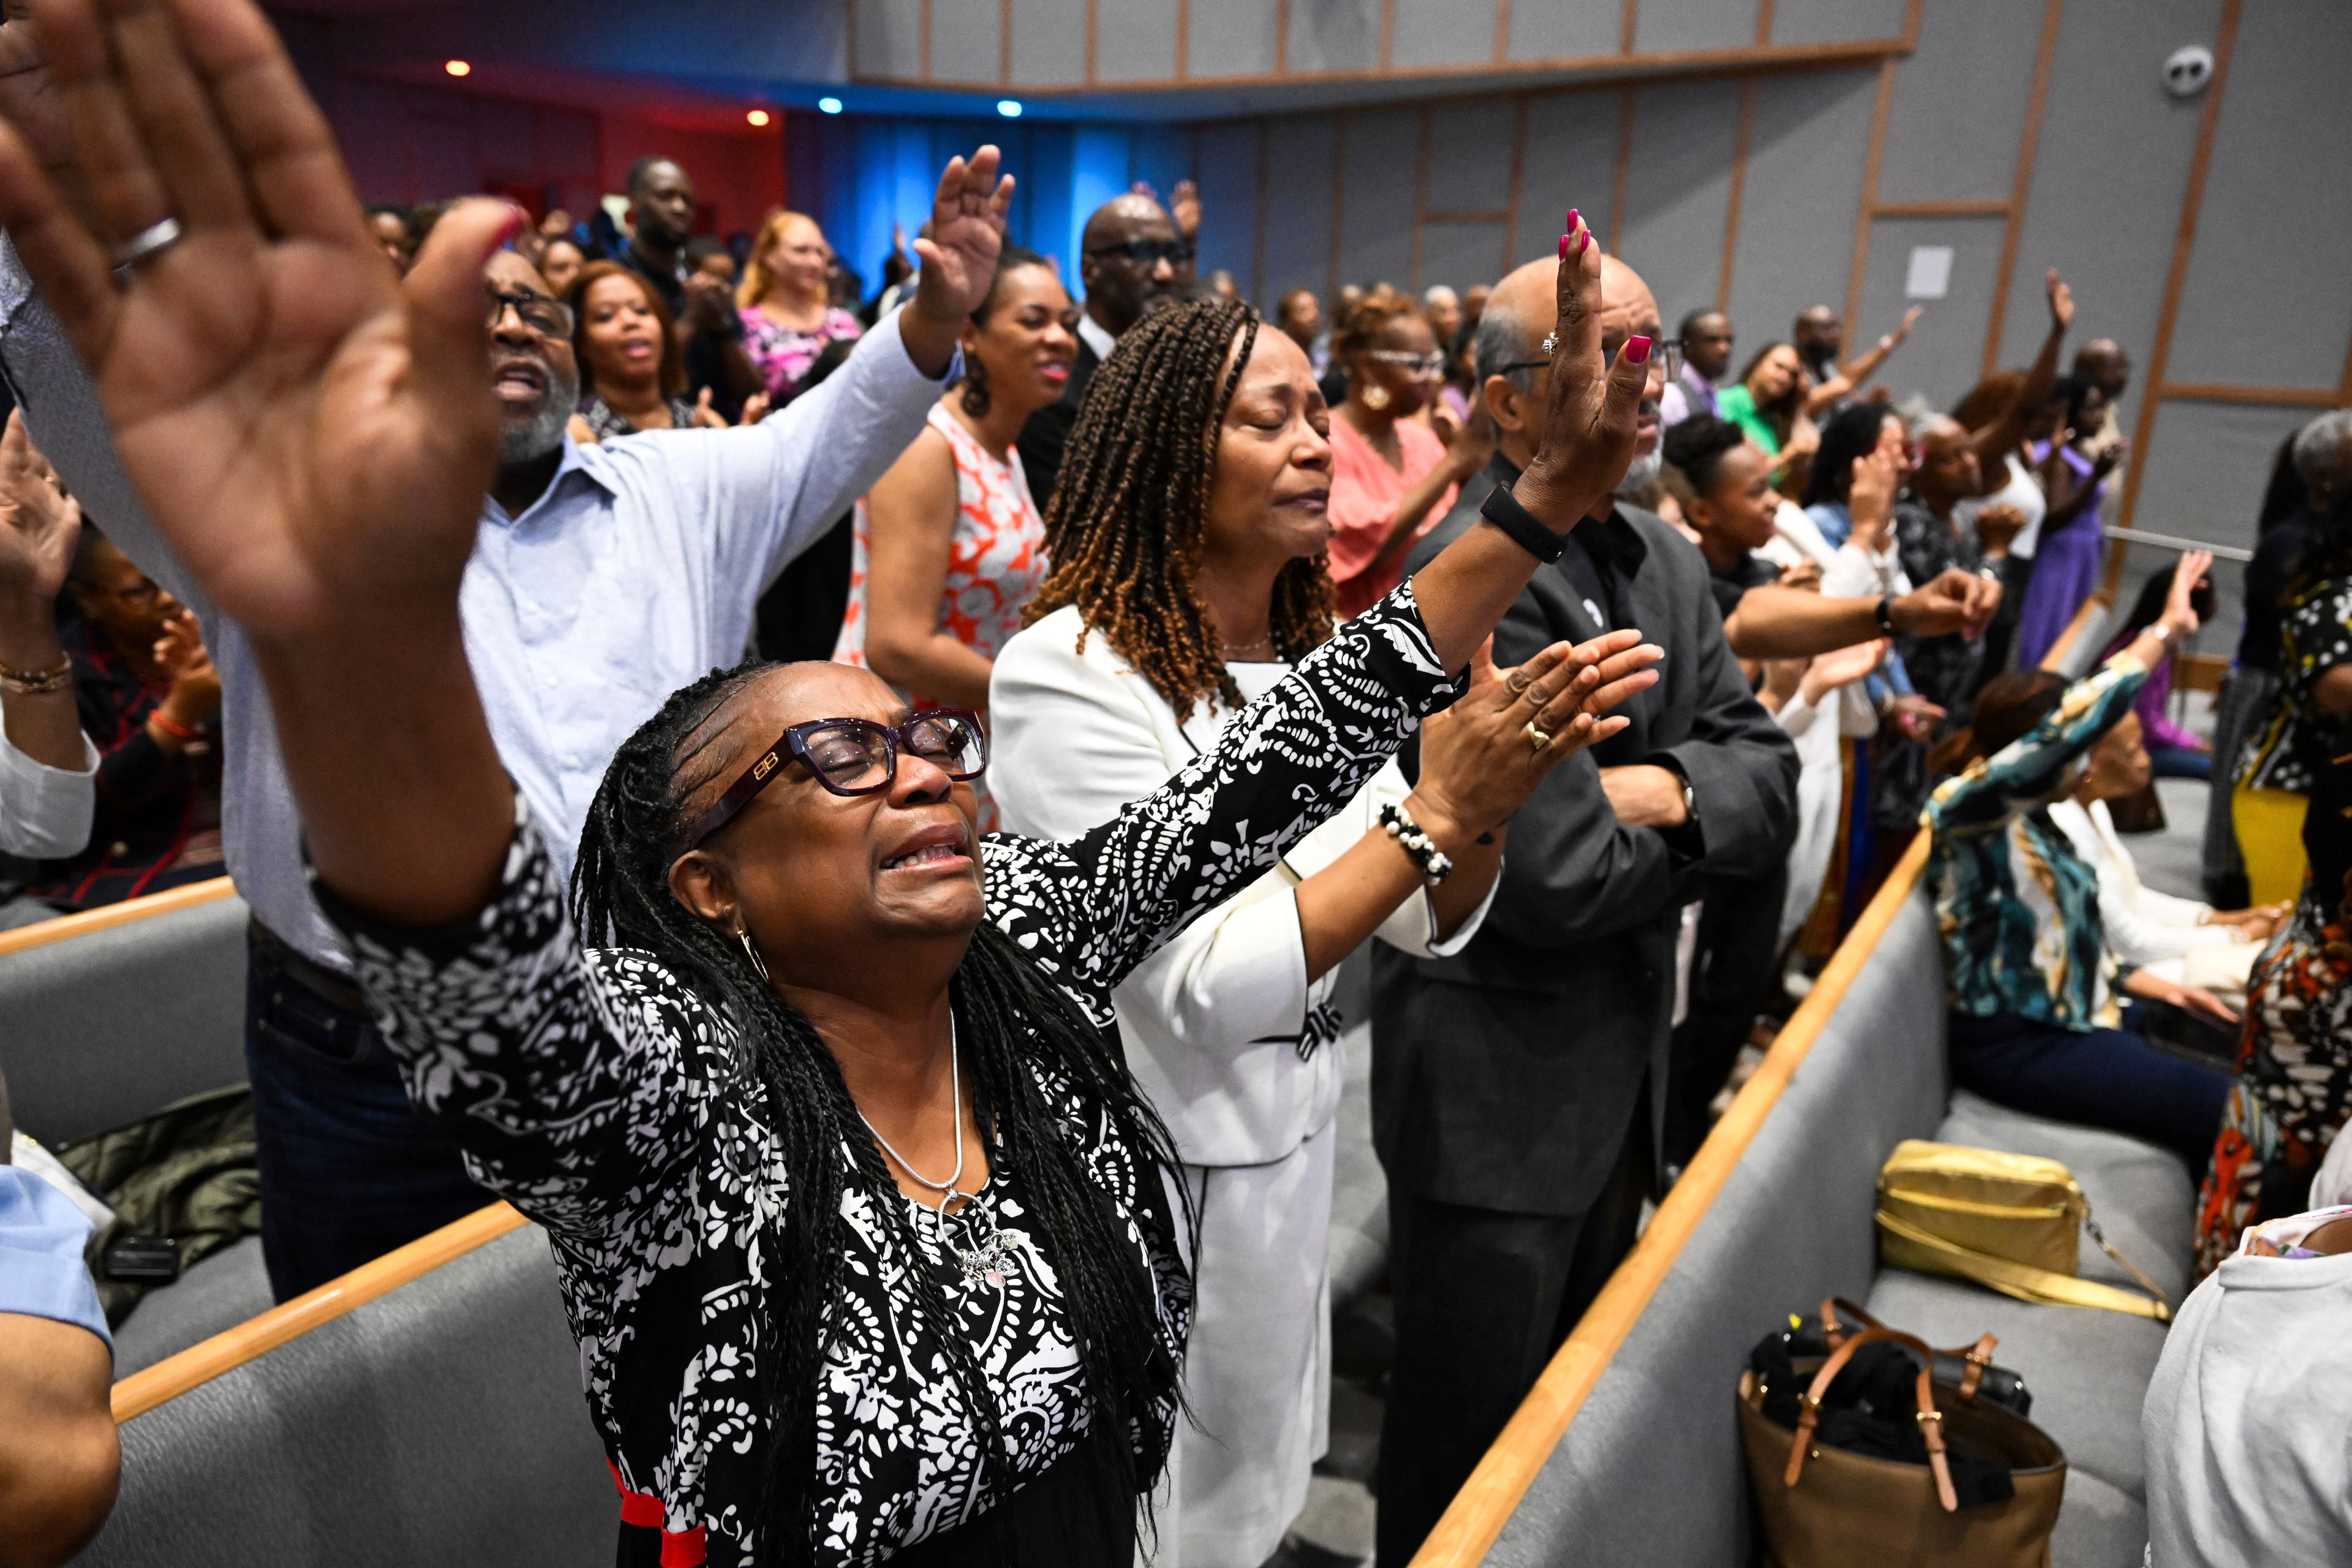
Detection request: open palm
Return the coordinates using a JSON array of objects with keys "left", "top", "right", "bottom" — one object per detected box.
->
[{"left": 0, "top": 0, "right": 507, "bottom": 639}]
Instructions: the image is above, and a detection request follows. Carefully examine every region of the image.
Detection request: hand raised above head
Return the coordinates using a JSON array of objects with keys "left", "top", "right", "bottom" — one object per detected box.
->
[
  {"left": 0, "top": 407, "right": 78, "bottom": 605},
  {"left": 0, "top": 0, "right": 520, "bottom": 643},
  {"left": 1510, "top": 211, "right": 1650, "bottom": 532}
]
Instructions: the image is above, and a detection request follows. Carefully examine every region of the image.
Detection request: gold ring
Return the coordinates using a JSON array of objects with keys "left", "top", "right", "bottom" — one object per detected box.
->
[{"left": 1526, "top": 722, "right": 1553, "bottom": 753}]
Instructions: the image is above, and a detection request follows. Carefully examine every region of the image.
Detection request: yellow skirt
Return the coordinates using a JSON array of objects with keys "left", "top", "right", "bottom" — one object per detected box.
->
[{"left": 2233, "top": 785, "right": 2310, "bottom": 907}]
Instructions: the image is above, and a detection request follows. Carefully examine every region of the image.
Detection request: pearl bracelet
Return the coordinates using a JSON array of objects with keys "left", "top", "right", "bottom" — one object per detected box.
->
[{"left": 1380, "top": 802, "right": 1455, "bottom": 886}]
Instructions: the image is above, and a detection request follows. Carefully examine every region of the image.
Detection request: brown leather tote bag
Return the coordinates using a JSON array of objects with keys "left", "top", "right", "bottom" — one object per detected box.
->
[{"left": 1738, "top": 1325, "right": 2067, "bottom": 1568}]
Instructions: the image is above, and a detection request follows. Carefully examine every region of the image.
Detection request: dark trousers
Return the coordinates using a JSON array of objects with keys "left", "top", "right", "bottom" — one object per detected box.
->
[
  {"left": 1665, "top": 869, "right": 1788, "bottom": 1170},
  {"left": 246, "top": 923, "right": 486, "bottom": 1301},
  {"left": 1947, "top": 1011, "right": 2231, "bottom": 1173},
  {"left": 1375, "top": 1104, "right": 1653, "bottom": 1565}
]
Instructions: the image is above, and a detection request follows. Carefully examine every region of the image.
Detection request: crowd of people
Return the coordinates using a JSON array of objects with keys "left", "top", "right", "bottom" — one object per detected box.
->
[{"left": 1, "top": 1, "right": 2350, "bottom": 1565}]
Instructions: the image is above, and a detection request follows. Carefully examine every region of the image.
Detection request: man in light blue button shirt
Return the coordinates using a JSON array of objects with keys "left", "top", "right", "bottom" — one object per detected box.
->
[{"left": 0, "top": 6, "right": 1011, "bottom": 1298}]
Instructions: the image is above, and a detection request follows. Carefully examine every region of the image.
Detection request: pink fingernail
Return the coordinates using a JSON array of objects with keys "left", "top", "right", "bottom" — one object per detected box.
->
[
  {"left": 1578, "top": 231, "right": 1591, "bottom": 256},
  {"left": 497, "top": 206, "right": 527, "bottom": 248},
  {"left": 1558, "top": 233, "right": 1571, "bottom": 259},
  {"left": 1626, "top": 336, "right": 1652, "bottom": 364},
  {"left": 1567, "top": 208, "right": 1581, "bottom": 233}
]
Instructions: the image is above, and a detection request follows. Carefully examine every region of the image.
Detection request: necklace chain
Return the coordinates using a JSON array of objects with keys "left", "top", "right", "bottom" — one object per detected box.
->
[
  {"left": 857, "top": 1019, "right": 967, "bottom": 1201},
  {"left": 856, "top": 1021, "right": 1023, "bottom": 1287}
]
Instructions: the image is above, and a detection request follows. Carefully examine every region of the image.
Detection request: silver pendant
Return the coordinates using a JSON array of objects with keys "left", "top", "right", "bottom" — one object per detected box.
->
[{"left": 939, "top": 1190, "right": 1020, "bottom": 1289}]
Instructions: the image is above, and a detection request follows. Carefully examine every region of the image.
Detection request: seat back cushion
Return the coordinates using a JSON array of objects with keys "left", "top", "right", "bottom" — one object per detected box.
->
[
  {"left": 1488, "top": 885, "right": 1951, "bottom": 1568},
  {"left": 76, "top": 1223, "right": 613, "bottom": 1568},
  {"left": 0, "top": 891, "right": 250, "bottom": 1146}
]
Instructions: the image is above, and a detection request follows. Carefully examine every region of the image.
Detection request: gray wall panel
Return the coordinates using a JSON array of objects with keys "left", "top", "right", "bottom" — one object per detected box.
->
[
  {"left": 2130, "top": 400, "right": 2315, "bottom": 551},
  {"left": 852, "top": 0, "right": 922, "bottom": 79},
  {"left": 1770, "top": 0, "right": 1910, "bottom": 45},
  {"left": 1195, "top": 121, "right": 1261, "bottom": 296},
  {"left": 1288, "top": 0, "right": 1381, "bottom": 74},
  {"left": 1505, "top": 0, "right": 1618, "bottom": 61},
  {"left": 1853, "top": 215, "right": 2008, "bottom": 410},
  {"left": 1514, "top": 90, "right": 1621, "bottom": 271},
  {"left": 1725, "top": 70, "right": 1875, "bottom": 357},
  {"left": 2165, "top": 0, "right": 2352, "bottom": 391},
  {"left": 1097, "top": 0, "right": 1180, "bottom": 83},
  {"left": 1617, "top": 78, "right": 1741, "bottom": 331},
  {"left": 1336, "top": 109, "right": 1420, "bottom": 291},
  {"left": 929, "top": 0, "right": 1001, "bottom": 84},
  {"left": 1874, "top": 0, "right": 2042, "bottom": 205},
  {"left": 1185, "top": 0, "right": 1282, "bottom": 79},
  {"left": 1009, "top": 0, "right": 1088, "bottom": 86},
  {"left": 1633, "top": 0, "right": 1760, "bottom": 56},
  {"left": 1426, "top": 99, "right": 1518, "bottom": 214},
  {"left": 1259, "top": 115, "right": 1340, "bottom": 303},
  {"left": 1419, "top": 219, "right": 1512, "bottom": 294},
  {"left": 1392, "top": 0, "right": 1499, "bottom": 69},
  {"left": 1991, "top": 0, "right": 2220, "bottom": 443}
]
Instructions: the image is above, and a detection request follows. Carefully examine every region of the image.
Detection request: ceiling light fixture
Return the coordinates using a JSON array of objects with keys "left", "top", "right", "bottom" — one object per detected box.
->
[
  {"left": 443, "top": 59, "right": 471, "bottom": 77},
  {"left": 747, "top": 108, "right": 771, "bottom": 126},
  {"left": 818, "top": 96, "right": 844, "bottom": 115},
  {"left": 997, "top": 99, "right": 1023, "bottom": 118}
]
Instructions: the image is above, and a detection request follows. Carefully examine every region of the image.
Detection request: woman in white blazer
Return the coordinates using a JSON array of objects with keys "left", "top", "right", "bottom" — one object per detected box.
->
[{"left": 990, "top": 298, "right": 1653, "bottom": 1566}]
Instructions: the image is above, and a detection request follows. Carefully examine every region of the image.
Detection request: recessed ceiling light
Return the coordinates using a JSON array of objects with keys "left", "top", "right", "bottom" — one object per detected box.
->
[
  {"left": 997, "top": 99, "right": 1023, "bottom": 118},
  {"left": 747, "top": 108, "right": 771, "bottom": 126},
  {"left": 443, "top": 59, "right": 471, "bottom": 77},
  {"left": 818, "top": 96, "right": 844, "bottom": 115}
]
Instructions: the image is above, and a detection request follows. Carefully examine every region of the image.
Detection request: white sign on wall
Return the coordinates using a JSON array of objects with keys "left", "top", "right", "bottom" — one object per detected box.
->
[{"left": 1905, "top": 245, "right": 1954, "bottom": 300}]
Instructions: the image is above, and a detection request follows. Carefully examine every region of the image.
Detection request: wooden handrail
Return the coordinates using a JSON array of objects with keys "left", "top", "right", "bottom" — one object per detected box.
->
[
  {"left": 1408, "top": 829, "right": 1933, "bottom": 1567},
  {"left": 111, "top": 1202, "right": 526, "bottom": 1423},
  {"left": 0, "top": 875, "right": 238, "bottom": 960}
]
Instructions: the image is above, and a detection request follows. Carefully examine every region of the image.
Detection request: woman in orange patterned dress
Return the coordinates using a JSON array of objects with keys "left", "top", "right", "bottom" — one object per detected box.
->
[{"left": 834, "top": 247, "right": 1076, "bottom": 825}]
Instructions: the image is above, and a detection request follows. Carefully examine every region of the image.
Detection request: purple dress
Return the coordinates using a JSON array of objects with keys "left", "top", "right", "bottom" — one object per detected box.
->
[{"left": 2015, "top": 442, "right": 2105, "bottom": 669}]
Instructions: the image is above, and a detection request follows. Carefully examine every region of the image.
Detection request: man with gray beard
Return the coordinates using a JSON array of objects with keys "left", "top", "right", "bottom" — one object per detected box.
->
[
  {"left": 0, "top": 2, "right": 1011, "bottom": 1297},
  {"left": 1378, "top": 251, "right": 1796, "bottom": 1564}
]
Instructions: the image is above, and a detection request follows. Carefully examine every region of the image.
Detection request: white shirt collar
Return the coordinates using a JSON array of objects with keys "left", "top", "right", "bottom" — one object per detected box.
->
[{"left": 1076, "top": 310, "right": 1118, "bottom": 364}]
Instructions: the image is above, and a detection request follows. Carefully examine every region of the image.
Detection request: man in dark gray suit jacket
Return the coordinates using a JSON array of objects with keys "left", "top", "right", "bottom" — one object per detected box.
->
[{"left": 1373, "top": 255, "right": 1798, "bottom": 1562}]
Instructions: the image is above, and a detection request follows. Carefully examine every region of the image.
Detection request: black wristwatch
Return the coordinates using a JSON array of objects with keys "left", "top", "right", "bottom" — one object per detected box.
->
[
  {"left": 1479, "top": 482, "right": 1569, "bottom": 564},
  {"left": 1875, "top": 594, "right": 1897, "bottom": 636}
]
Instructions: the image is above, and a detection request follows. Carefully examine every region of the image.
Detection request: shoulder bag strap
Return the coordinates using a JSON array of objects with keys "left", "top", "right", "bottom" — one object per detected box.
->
[{"left": 1877, "top": 1208, "right": 2172, "bottom": 1322}]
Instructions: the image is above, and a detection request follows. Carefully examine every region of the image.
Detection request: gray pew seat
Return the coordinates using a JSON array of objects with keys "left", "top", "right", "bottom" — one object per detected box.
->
[
  {"left": 1478, "top": 881, "right": 2192, "bottom": 1568},
  {"left": 76, "top": 1217, "right": 611, "bottom": 1568}
]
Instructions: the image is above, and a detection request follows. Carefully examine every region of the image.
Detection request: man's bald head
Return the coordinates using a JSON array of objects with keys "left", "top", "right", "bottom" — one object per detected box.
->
[
  {"left": 2075, "top": 339, "right": 2130, "bottom": 399},
  {"left": 1794, "top": 304, "right": 1841, "bottom": 372},
  {"left": 1472, "top": 252, "right": 1665, "bottom": 480},
  {"left": 1078, "top": 194, "right": 1180, "bottom": 335}
]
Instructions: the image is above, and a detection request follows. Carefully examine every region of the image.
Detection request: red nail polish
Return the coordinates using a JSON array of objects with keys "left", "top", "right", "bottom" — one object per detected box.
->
[
  {"left": 1558, "top": 233, "right": 1571, "bottom": 260},
  {"left": 1627, "top": 335, "right": 1652, "bottom": 364},
  {"left": 1578, "top": 231, "right": 1591, "bottom": 256},
  {"left": 1567, "top": 208, "right": 1581, "bottom": 233},
  {"left": 497, "top": 206, "right": 527, "bottom": 248}
]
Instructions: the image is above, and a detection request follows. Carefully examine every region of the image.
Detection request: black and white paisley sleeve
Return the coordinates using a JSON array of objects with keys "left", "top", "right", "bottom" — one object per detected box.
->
[
  {"left": 317, "top": 800, "right": 709, "bottom": 1240},
  {"left": 981, "top": 580, "right": 1464, "bottom": 1006}
]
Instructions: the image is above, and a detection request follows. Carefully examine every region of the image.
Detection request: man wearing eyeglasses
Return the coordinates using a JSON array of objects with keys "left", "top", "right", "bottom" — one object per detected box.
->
[
  {"left": 1016, "top": 191, "right": 1189, "bottom": 506},
  {"left": 0, "top": 3, "right": 1014, "bottom": 1300}
]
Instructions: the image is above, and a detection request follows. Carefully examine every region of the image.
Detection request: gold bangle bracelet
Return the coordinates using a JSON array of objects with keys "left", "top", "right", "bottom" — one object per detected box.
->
[{"left": 0, "top": 658, "right": 73, "bottom": 696}]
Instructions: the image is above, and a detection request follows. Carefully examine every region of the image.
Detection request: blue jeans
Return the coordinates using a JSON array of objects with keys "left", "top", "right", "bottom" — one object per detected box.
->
[
  {"left": 245, "top": 924, "right": 486, "bottom": 1301},
  {"left": 2149, "top": 744, "right": 2212, "bottom": 780},
  {"left": 1947, "top": 1011, "right": 2230, "bottom": 1171}
]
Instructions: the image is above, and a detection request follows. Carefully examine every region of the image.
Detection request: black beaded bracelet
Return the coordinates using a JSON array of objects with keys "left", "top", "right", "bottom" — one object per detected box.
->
[
  {"left": 1379, "top": 802, "right": 1455, "bottom": 885},
  {"left": 1479, "top": 482, "right": 1570, "bottom": 565}
]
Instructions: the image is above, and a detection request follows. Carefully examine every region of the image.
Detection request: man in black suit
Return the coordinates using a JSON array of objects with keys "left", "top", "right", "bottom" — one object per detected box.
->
[
  {"left": 1374, "top": 253, "right": 1799, "bottom": 1562},
  {"left": 1015, "top": 192, "right": 1186, "bottom": 507}
]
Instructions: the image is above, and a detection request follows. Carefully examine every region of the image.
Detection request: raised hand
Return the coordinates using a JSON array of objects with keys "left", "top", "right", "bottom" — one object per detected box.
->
[
  {"left": 910, "top": 146, "right": 1012, "bottom": 330},
  {"left": 2046, "top": 268, "right": 2074, "bottom": 332},
  {"left": 1806, "top": 636, "right": 1888, "bottom": 696},
  {"left": 1514, "top": 210, "right": 1649, "bottom": 528},
  {"left": 0, "top": 407, "right": 79, "bottom": 608},
  {"left": 691, "top": 386, "right": 727, "bottom": 430},
  {"left": 148, "top": 607, "right": 219, "bottom": 740},
  {"left": 0, "top": 0, "right": 517, "bottom": 643},
  {"left": 1168, "top": 177, "right": 1200, "bottom": 243}
]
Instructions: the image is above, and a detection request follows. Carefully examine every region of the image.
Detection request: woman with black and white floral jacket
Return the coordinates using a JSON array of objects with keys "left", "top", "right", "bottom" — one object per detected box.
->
[{"left": 0, "top": 8, "right": 1654, "bottom": 1556}]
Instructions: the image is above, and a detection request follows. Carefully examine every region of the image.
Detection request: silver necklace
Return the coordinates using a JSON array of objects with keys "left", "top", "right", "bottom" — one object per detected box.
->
[{"left": 856, "top": 1020, "right": 1021, "bottom": 1288}]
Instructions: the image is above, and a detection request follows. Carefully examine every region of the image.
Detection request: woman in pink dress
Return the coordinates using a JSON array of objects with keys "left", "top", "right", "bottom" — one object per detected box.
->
[
  {"left": 736, "top": 209, "right": 864, "bottom": 405},
  {"left": 1325, "top": 287, "right": 1490, "bottom": 617},
  {"left": 835, "top": 247, "right": 1076, "bottom": 821}
]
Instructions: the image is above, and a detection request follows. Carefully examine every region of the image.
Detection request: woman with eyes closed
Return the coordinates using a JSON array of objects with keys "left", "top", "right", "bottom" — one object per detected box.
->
[
  {"left": 832, "top": 248, "right": 1074, "bottom": 834},
  {"left": 0, "top": 47, "right": 1657, "bottom": 1554},
  {"left": 989, "top": 295, "right": 1624, "bottom": 1566}
]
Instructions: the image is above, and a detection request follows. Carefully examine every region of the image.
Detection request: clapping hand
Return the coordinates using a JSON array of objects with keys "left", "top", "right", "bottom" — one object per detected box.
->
[
  {"left": 1512, "top": 211, "right": 1650, "bottom": 528},
  {"left": 0, "top": 0, "right": 515, "bottom": 642},
  {"left": 0, "top": 407, "right": 78, "bottom": 612}
]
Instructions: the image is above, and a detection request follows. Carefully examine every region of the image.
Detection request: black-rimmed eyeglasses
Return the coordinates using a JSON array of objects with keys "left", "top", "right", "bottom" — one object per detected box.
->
[
  {"left": 487, "top": 287, "right": 573, "bottom": 339},
  {"left": 683, "top": 710, "right": 989, "bottom": 851},
  {"left": 1495, "top": 338, "right": 1683, "bottom": 382},
  {"left": 1086, "top": 238, "right": 1194, "bottom": 268}
]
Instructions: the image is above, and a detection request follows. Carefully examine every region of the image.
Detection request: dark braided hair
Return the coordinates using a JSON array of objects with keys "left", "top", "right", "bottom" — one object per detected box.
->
[
  {"left": 572, "top": 663, "right": 1188, "bottom": 1563},
  {"left": 1026, "top": 296, "right": 1335, "bottom": 723}
]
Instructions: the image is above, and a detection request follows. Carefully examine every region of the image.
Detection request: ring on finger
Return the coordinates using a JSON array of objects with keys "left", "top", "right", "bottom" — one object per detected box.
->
[
  {"left": 112, "top": 216, "right": 184, "bottom": 271},
  {"left": 1526, "top": 721, "right": 1553, "bottom": 753}
]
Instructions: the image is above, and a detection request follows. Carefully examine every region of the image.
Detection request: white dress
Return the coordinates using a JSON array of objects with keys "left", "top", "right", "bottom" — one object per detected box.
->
[
  {"left": 1953, "top": 451, "right": 2049, "bottom": 560},
  {"left": 989, "top": 605, "right": 1493, "bottom": 1567}
]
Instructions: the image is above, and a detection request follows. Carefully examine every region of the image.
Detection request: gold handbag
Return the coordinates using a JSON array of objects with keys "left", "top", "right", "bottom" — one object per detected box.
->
[{"left": 1875, "top": 1140, "right": 2171, "bottom": 1322}]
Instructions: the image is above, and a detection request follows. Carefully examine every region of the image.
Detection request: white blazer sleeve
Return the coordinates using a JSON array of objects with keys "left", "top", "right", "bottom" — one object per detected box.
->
[
  {"left": 988, "top": 622, "right": 1311, "bottom": 1049},
  {"left": 2051, "top": 799, "right": 2233, "bottom": 967},
  {"left": 0, "top": 725, "right": 98, "bottom": 860}
]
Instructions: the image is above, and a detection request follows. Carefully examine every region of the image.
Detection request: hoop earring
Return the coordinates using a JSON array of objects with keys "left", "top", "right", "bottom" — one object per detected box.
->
[
  {"left": 736, "top": 925, "right": 771, "bottom": 984},
  {"left": 1360, "top": 382, "right": 1391, "bottom": 412},
  {"left": 959, "top": 356, "right": 991, "bottom": 418}
]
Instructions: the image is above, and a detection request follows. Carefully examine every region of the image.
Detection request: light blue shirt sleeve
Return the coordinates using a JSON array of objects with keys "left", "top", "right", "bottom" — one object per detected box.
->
[{"left": 0, "top": 1167, "right": 110, "bottom": 1352}]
